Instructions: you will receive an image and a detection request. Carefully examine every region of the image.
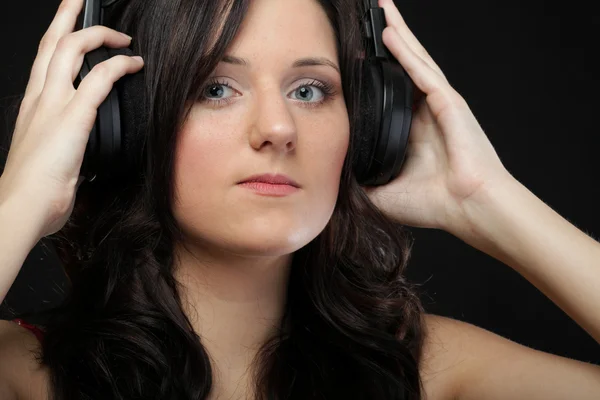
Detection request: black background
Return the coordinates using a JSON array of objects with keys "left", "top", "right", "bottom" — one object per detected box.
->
[{"left": 1, "top": 0, "right": 599, "bottom": 364}]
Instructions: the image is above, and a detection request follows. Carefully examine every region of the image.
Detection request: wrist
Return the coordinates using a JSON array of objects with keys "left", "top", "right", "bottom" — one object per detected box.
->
[
  {"left": 444, "top": 174, "right": 526, "bottom": 261},
  {"left": 0, "top": 179, "right": 47, "bottom": 246},
  {"left": 0, "top": 182, "right": 47, "bottom": 304}
]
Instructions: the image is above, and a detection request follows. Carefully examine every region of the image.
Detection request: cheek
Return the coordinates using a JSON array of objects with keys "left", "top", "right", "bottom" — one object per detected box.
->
[
  {"left": 172, "top": 112, "right": 238, "bottom": 212},
  {"left": 172, "top": 120, "right": 249, "bottom": 252},
  {"left": 306, "top": 111, "right": 350, "bottom": 189},
  {"left": 299, "top": 110, "right": 350, "bottom": 229}
]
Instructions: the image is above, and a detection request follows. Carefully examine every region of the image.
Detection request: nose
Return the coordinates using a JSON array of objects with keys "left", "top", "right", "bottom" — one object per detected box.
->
[{"left": 248, "top": 86, "right": 297, "bottom": 153}]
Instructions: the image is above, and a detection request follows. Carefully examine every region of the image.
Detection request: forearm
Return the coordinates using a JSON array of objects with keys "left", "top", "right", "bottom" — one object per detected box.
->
[
  {"left": 455, "top": 177, "right": 600, "bottom": 344},
  {"left": 0, "top": 192, "right": 43, "bottom": 305}
]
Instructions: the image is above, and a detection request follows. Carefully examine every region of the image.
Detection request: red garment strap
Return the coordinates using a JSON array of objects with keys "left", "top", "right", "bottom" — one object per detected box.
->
[{"left": 12, "top": 318, "right": 44, "bottom": 343}]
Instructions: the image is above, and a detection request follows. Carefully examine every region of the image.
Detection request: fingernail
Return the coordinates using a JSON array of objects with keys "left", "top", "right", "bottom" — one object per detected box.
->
[{"left": 120, "top": 32, "right": 132, "bottom": 40}]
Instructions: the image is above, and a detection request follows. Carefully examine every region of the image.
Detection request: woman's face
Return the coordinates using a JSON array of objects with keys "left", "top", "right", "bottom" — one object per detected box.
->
[{"left": 173, "top": 0, "right": 349, "bottom": 257}]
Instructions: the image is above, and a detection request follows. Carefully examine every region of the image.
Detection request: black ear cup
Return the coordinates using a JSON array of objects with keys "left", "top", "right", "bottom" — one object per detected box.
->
[
  {"left": 78, "top": 47, "right": 146, "bottom": 183},
  {"left": 107, "top": 48, "right": 147, "bottom": 181},
  {"left": 354, "top": 58, "right": 413, "bottom": 187},
  {"left": 354, "top": 2, "right": 414, "bottom": 187}
]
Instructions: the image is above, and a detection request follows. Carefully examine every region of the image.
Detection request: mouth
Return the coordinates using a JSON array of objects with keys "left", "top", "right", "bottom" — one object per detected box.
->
[
  {"left": 237, "top": 173, "right": 301, "bottom": 197},
  {"left": 237, "top": 173, "right": 300, "bottom": 188}
]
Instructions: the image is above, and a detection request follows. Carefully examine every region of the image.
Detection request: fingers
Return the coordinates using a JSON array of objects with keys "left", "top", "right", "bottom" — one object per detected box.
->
[
  {"left": 381, "top": 27, "right": 461, "bottom": 120},
  {"left": 24, "top": 0, "right": 84, "bottom": 102},
  {"left": 67, "top": 55, "right": 143, "bottom": 125},
  {"left": 41, "top": 26, "right": 133, "bottom": 99},
  {"left": 377, "top": 0, "right": 464, "bottom": 119},
  {"left": 378, "top": 0, "right": 447, "bottom": 80}
]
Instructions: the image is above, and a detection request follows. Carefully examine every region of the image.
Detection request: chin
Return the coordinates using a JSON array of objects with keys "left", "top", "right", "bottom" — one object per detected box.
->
[
  {"left": 228, "top": 223, "right": 319, "bottom": 257},
  {"left": 175, "top": 200, "right": 335, "bottom": 257}
]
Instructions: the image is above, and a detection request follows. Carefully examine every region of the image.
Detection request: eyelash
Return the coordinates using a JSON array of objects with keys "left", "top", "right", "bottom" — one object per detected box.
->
[{"left": 199, "top": 78, "right": 338, "bottom": 109}]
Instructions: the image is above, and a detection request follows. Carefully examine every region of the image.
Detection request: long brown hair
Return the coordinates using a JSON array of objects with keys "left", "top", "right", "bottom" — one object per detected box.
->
[{"left": 28, "top": 0, "right": 426, "bottom": 398}]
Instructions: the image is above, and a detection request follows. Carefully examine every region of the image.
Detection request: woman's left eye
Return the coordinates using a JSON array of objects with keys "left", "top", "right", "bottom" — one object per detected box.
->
[
  {"left": 290, "top": 85, "right": 323, "bottom": 102},
  {"left": 289, "top": 80, "right": 335, "bottom": 105}
]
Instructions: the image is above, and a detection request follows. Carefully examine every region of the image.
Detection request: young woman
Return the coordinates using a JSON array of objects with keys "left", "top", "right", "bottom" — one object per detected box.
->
[{"left": 0, "top": 0, "right": 599, "bottom": 398}]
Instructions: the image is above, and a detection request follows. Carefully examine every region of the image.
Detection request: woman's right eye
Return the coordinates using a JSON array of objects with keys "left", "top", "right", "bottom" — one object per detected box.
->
[
  {"left": 200, "top": 79, "right": 239, "bottom": 106},
  {"left": 204, "top": 83, "right": 229, "bottom": 99}
]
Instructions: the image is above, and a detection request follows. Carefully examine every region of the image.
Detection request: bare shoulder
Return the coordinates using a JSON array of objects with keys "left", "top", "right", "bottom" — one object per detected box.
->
[
  {"left": 0, "top": 320, "right": 49, "bottom": 400},
  {"left": 420, "top": 313, "right": 600, "bottom": 400},
  {"left": 418, "top": 313, "right": 466, "bottom": 400}
]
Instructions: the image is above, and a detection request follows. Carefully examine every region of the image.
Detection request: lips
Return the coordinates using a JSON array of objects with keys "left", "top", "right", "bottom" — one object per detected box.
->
[{"left": 238, "top": 173, "right": 300, "bottom": 188}]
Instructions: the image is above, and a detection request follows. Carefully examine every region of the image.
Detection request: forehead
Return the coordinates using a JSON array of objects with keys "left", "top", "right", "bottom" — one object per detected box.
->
[{"left": 227, "top": 0, "right": 338, "bottom": 58}]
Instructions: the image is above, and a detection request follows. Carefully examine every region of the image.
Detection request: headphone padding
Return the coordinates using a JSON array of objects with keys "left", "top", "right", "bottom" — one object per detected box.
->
[
  {"left": 106, "top": 47, "right": 147, "bottom": 179},
  {"left": 354, "top": 61, "right": 383, "bottom": 184}
]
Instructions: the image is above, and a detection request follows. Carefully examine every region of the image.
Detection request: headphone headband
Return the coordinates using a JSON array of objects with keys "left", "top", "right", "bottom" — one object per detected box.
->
[
  {"left": 82, "top": 0, "right": 124, "bottom": 28},
  {"left": 81, "top": 0, "right": 101, "bottom": 28},
  {"left": 363, "top": 1, "right": 393, "bottom": 61}
]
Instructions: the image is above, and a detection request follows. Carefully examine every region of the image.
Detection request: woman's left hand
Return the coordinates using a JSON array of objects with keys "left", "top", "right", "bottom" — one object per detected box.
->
[{"left": 364, "top": 0, "right": 514, "bottom": 233}]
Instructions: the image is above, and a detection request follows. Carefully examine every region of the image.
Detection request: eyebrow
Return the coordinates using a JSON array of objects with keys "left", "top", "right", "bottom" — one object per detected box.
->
[{"left": 221, "top": 55, "right": 340, "bottom": 73}]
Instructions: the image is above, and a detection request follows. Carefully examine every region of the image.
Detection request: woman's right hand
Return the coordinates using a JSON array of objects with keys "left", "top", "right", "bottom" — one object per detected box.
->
[{"left": 0, "top": 0, "right": 144, "bottom": 239}]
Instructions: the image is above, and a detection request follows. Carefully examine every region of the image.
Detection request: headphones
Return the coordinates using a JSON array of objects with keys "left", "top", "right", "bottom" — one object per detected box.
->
[{"left": 77, "top": 0, "right": 413, "bottom": 186}]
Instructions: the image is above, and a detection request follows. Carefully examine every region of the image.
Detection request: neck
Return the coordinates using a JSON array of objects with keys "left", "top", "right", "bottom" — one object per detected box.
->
[{"left": 173, "top": 239, "right": 292, "bottom": 389}]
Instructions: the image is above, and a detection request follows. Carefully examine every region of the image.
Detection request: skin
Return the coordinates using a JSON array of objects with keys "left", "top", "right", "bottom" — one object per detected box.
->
[
  {"left": 171, "top": 0, "right": 348, "bottom": 396},
  {"left": 2, "top": 0, "right": 600, "bottom": 400}
]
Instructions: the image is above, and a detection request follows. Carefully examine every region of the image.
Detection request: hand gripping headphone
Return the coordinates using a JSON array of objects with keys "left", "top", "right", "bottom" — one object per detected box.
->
[{"left": 77, "top": 0, "right": 413, "bottom": 186}]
